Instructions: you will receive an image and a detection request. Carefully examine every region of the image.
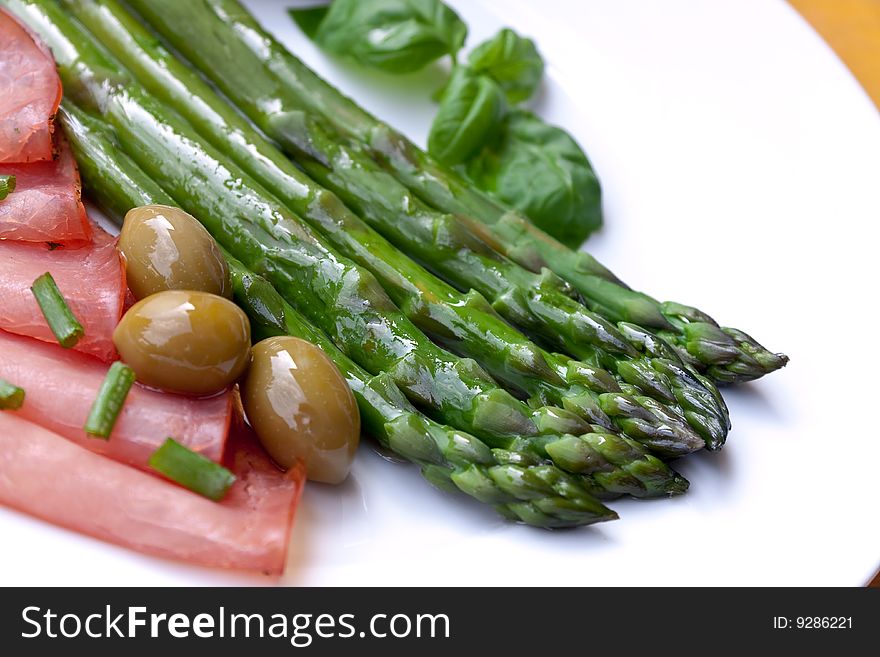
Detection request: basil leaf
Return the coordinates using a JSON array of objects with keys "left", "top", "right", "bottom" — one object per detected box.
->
[
  {"left": 288, "top": 6, "right": 328, "bottom": 40},
  {"left": 468, "top": 28, "right": 544, "bottom": 104},
  {"left": 465, "top": 111, "right": 602, "bottom": 247},
  {"left": 297, "top": 0, "right": 467, "bottom": 74},
  {"left": 428, "top": 66, "right": 508, "bottom": 166}
]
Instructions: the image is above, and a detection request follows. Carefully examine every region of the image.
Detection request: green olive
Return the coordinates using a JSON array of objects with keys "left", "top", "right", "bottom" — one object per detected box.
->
[
  {"left": 113, "top": 290, "right": 251, "bottom": 396},
  {"left": 118, "top": 204, "right": 231, "bottom": 299},
  {"left": 242, "top": 336, "right": 360, "bottom": 484}
]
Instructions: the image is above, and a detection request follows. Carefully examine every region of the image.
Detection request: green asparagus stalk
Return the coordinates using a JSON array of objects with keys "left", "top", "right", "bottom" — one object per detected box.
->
[
  {"left": 16, "top": 0, "right": 682, "bottom": 494},
  {"left": 60, "top": 98, "right": 686, "bottom": 513},
  {"left": 144, "top": 0, "right": 787, "bottom": 385},
  {"left": 57, "top": 104, "right": 627, "bottom": 525},
  {"left": 78, "top": 0, "right": 725, "bottom": 451}
]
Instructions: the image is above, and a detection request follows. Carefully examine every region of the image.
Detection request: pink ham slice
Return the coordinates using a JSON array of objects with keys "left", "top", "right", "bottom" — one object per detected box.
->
[
  {"left": 0, "top": 134, "right": 92, "bottom": 245},
  {"left": 0, "top": 330, "right": 232, "bottom": 470},
  {"left": 0, "top": 8, "right": 62, "bottom": 163},
  {"left": 0, "top": 225, "right": 123, "bottom": 361},
  {"left": 0, "top": 412, "right": 305, "bottom": 574}
]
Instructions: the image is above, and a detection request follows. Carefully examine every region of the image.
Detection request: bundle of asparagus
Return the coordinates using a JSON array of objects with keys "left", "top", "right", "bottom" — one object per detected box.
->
[{"left": 5, "top": 0, "right": 788, "bottom": 529}]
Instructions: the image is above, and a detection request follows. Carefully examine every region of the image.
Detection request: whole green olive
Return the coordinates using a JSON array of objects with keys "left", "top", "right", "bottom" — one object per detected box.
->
[
  {"left": 118, "top": 204, "right": 231, "bottom": 299},
  {"left": 113, "top": 290, "right": 251, "bottom": 396},
  {"left": 242, "top": 336, "right": 360, "bottom": 484}
]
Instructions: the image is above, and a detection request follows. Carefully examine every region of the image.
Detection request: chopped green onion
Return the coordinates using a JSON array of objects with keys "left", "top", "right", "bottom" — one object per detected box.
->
[
  {"left": 148, "top": 438, "right": 236, "bottom": 501},
  {"left": 0, "top": 174, "right": 15, "bottom": 200},
  {"left": 0, "top": 378, "right": 25, "bottom": 410},
  {"left": 30, "top": 272, "right": 84, "bottom": 349},
  {"left": 84, "top": 361, "right": 136, "bottom": 439}
]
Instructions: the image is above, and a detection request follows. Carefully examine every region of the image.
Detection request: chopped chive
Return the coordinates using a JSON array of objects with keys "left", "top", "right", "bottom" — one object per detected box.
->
[
  {"left": 0, "top": 378, "right": 25, "bottom": 410},
  {"left": 149, "top": 438, "right": 236, "bottom": 501},
  {"left": 30, "top": 272, "right": 84, "bottom": 349},
  {"left": 84, "top": 361, "right": 136, "bottom": 439},
  {"left": 0, "top": 174, "right": 15, "bottom": 200}
]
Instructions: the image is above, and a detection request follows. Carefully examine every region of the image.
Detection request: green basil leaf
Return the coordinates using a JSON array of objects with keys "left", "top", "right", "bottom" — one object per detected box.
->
[
  {"left": 288, "top": 6, "right": 329, "bottom": 40},
  {"left": 468, "top": 28, "right": 544, "bottom": 104},
  {"left": 428, "top": 66, "right": 508, "bottom": 166},
  {"left": 302, "top": 0, "right": 467, "bottom": 74},
  {"left": 465, "top": 110, "right": 602, "bottom": 247}
]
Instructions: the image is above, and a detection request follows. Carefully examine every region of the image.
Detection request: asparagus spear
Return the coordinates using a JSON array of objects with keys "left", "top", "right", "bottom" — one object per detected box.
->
[
  {"left": 76, "top": 0, "right": 725, "bottom": 451},
  {"left": 58, "top": 105, "right": 625, "bottom": 525},
  {"left": 15, "top": 0, "right": 682, "bottom": 494},
  {"left": 138, "top": 0, "right": 787, "bottom": 385},
  {"left": 60, "top": 89, "right": 684, "bottom": 513}
]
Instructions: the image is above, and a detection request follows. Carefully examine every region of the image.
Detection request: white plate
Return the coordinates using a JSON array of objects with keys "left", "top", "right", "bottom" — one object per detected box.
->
[{"left": 2, "top": 0, "right": 879, "bottom": 586}]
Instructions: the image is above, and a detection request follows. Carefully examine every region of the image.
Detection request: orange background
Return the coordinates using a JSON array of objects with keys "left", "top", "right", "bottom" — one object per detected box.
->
[
  {"left": 790, "top": 0, "right": 880, "bottom": 107},
  {"left": 788, "top": 0, "right": 880, "bottom": 586}
]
